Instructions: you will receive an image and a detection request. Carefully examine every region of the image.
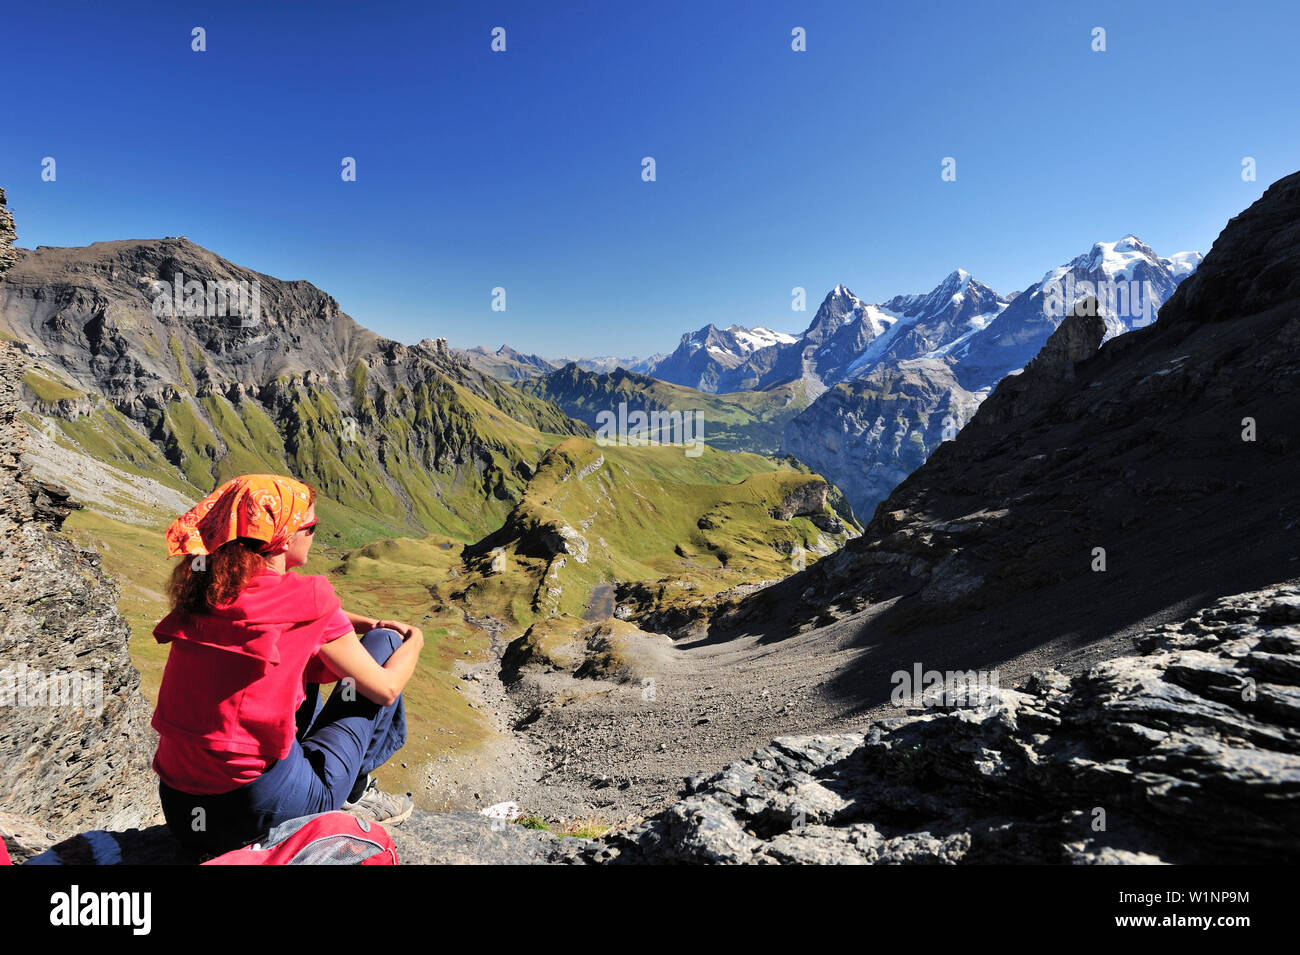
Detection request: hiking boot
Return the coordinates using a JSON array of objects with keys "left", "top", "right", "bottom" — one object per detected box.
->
[{"left": 342, "top": 775, "right": 414, "bottom": 826}]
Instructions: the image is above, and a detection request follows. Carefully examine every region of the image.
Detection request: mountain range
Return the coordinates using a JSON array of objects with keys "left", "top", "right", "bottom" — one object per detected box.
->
[{"left": 492, "top": 236, "right": 1200, "bottom": 521}]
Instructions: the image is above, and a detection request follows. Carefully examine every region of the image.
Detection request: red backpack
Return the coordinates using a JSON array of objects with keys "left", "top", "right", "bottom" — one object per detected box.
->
[{"left": 202, "top": 811, "right": 398, "bottom": 865}]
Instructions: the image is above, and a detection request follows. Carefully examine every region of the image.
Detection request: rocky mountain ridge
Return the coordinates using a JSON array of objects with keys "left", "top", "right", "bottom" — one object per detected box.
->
[
  {"left": 646, "top": 323, "right": 798, "bottom": 393},
  {"left": 453, "top": 344, "right": 558, "bottom": 381},
  {"left": 0, "top": 237, "right": 590, "bottom": 539}
]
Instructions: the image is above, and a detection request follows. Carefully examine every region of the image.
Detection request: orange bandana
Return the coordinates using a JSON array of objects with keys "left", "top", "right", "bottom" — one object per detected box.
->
[{"left": 165, "top": 474, "right": 314, "bottom": 558}]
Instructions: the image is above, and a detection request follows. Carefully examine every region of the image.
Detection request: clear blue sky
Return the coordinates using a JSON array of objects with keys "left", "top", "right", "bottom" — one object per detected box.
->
[{"left": 4, "top": 0, "right": 1297, "bottom": 357}]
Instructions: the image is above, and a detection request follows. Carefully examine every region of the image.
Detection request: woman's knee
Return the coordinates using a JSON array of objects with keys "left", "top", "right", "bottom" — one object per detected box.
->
[{"left": 360, "top": 627, "right": 402, "bottom": 664}]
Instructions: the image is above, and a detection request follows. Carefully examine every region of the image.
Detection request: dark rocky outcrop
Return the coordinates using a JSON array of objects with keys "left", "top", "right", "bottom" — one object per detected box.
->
[
  {"left": 560, "top": 584, "right": 1300, "bottom": 864},
  {"left": 1157, "top": 176, "right": 1300, "bottom": 328},
  {"left": 1, "top": 194, "right": 159, "bottom": 849},
  {"left": 768, "top": 479, "right": 830, "bottom": 521},
  {"left": 719, "top": 171, "right": 1300, "bottom": 662},
  {"left": 969, "top": 297, "right": 1105, "bottom": 427},
  {"left": 0, "top": 343, "right": 159, "bottom": 842}
]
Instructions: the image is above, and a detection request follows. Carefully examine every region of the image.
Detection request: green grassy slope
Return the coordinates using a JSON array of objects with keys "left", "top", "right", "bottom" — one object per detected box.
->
[
  {"left": 518, "top": 364, "right": 810, "bottom": 454},
  {"left": 449, "top": 436, "right": 854, "bottom": 634}
]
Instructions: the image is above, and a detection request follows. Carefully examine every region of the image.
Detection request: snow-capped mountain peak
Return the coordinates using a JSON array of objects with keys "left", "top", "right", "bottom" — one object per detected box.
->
[
  {"left": 957, "top": 236, "right": 1203, "bottom": 385},
  {"left": 806, "top": 285, "right": 868, "bottom": 335},
  {"left": 1077, "top": 235, "right": 1162, "bottom": 281},
  {"left": 640, "top": 240, "right": 1198, "bottom": 396},
  {"left": 942, "top": 268, "right": 972, "bottom": 290}
]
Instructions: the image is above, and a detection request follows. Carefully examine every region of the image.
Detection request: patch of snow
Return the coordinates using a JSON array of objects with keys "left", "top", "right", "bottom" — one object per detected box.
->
[
  {"left": 1036, "top": 264, "right": 1069, "bottom": 292},
  {"left": 843, "top": 305, "right": 910, "bottom": 375},
  {"left": 861, "top": 304, "right": 901, "bottom": 337},
  {"left": 1161, "top": 251, "right": 1202, "bottom": 278},
  {"left": 922, "top": 304, "right": 1008, "bottom": 360},
  {"left": 727, "top": 324, "right": 797, "bottom": 353}
]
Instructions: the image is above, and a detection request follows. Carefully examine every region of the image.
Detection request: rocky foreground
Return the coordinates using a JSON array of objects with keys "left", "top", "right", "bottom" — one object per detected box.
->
[
  {"left": 545, "top": 583, "right": 1300, "bottom": 864},
  {"left": 6, "top": 581, "right": 1296, "bottom": 864}
]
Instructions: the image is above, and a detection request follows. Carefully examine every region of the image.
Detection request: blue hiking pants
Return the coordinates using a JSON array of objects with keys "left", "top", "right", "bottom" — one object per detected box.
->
[{"left": 158, "top": 628, "right": 408, "bottom": 857}]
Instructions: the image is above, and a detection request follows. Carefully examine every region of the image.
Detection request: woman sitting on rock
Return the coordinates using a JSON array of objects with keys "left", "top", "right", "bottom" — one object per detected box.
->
[{"left": 150, "top": 473, "right": 422, "bottom": 857}]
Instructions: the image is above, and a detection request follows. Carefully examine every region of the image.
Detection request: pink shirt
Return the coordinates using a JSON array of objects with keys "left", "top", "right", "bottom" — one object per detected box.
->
[{"left": 151, "top": 569, "right": 353, "bottom": 795}]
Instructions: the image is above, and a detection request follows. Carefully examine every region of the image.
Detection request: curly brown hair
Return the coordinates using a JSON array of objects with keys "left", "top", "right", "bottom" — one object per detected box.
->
[
  {"left": 167, "top": 538, "right": 268, "bottom": 613},
  {"left": 167, "top": 484, "right": 316, "bottom": 614}
]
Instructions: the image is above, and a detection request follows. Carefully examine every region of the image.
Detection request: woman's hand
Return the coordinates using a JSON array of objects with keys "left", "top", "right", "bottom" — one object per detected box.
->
[
  {"left": 343, "top": 610, "right": 423, "bottom": 643},
  {"left": 377, "top": 619, "right": 424, "bottom": 644}
]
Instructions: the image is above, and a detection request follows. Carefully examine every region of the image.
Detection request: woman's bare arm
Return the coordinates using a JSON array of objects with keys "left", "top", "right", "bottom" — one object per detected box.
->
[
  {"left": 344, "top": 610, "right": 379, "bottom": 634},
  {"left": 317, "top": 627, "right": 423, "bottom": 706}
]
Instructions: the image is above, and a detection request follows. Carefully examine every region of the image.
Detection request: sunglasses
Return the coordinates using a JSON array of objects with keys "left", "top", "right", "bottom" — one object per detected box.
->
[{"left": 298, "top": 521, "right": 319, "bottom": 537}]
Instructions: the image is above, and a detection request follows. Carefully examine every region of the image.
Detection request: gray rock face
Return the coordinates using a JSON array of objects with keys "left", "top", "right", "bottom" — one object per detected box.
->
[
  {"left": 1157, "top": 173, "right": 1300, "bottom": 328},
  {"left": 455, "top": 344, "right": 558, "bottom": 381},
  {"left": 721, "top": 284, "right": 875, "bottom": 394},
  {"left": 779, "top": 358, "right": 983, "bottom": 523},
  {"left": 769, "top": 479, "right": 830, "bottom": 521},
  {"left": 649, "top": 323, "right": 797, "bottom": 394},
  {"left": 0, "top": 343, "right": 159, "bottom": 836},
  {"left": 0, "top": 189, "right": 16, "bottom": 279},
  {"left": 568, "top": 584, "right": 1300, "bottom": 864}
]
